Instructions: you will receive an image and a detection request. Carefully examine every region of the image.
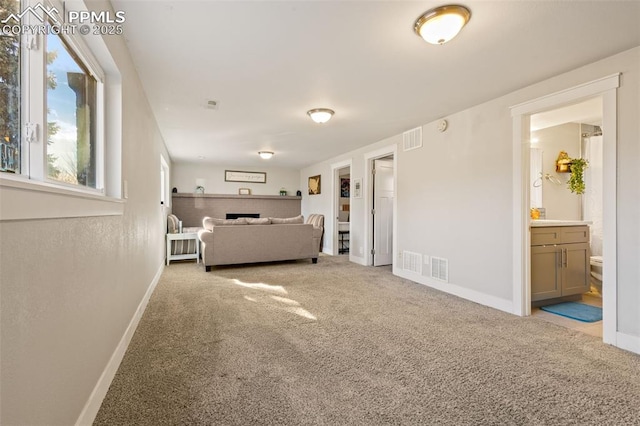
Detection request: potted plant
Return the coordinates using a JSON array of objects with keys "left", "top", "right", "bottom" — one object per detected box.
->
[{"left": 568, "top": 158, "right": 588, "bottom": 194}]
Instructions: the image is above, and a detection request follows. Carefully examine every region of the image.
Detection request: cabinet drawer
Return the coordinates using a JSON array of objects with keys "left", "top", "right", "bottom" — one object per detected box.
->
[
  {"left": 531, "top": 227, "right": 562, "bottom": 246},
  {"left": 561, "top": 226, "right": 589, "bottom": 244},
  {"left": 531, "top": 225, "right": 589, "bottom": 246}
]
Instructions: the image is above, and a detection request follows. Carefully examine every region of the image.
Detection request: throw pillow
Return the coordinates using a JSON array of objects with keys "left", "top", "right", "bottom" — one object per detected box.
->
[
  {"left": 270, "top": 215, "right": 304, "bottom": 224},
  {"left": 246, "top": 218, "right": 271, "bottom": 225},
  {"left": 203, "top": 217, "right": 248, "bottom": 230},
  {"left": 167, "top": 214, "right": 180, "bottom": 233}
]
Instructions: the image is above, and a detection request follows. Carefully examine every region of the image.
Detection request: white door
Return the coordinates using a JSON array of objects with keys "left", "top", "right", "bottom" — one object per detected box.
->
[{"left": 373, "top": 158, "right": 393, "bottom": 266}]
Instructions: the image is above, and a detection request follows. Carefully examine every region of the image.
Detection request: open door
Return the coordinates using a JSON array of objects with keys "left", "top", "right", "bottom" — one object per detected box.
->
[{"left": 372, "top": 158, "right": 394, "bottom": 266}]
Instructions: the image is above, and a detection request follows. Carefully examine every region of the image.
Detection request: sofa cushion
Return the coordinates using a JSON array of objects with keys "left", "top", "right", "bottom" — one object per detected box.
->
[
  {"left": 203, "top": 217, "right": 248, "bottom": 231},
  {"left": 270, "top": 215, "right": 304, "bottom": 224},
  {"left": 246, "top": 217, "right": 271, "bottom": 225}
]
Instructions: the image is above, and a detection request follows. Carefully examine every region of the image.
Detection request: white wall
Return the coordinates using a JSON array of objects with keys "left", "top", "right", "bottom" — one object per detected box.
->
[
  {"left": 0, "top": 1, "right": 171, "bottom": 423},
  {"left": 301, "top": 46, "right": 640, "bottom": 349},
  {"left": 172, "top": 162, "right": 300, "bottom": 197},
  {"left": 532, "top": 123, "right": 582, "bottom": 220},
  {"left": 300, "top": 136, "right": 399, "bottom": 259}
]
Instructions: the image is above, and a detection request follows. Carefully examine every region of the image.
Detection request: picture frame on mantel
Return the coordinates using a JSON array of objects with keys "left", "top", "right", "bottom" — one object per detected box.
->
[
  {"left": 308, "top": 175, "right": 321, "bottom": 195},
  {"left": 225, "top": 170, "right": 267, "bottom": 183}
]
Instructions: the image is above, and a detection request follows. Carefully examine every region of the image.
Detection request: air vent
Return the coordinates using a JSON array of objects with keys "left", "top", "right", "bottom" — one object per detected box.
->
[
  {"left": 403, "top": 127, "right": 423, "bottom": 151},
  {"left": 403, "top": 251, "right": 422, "bottom": 274},
  {"left": 431, "top": 257, "right": 448, "bottom": 282}
]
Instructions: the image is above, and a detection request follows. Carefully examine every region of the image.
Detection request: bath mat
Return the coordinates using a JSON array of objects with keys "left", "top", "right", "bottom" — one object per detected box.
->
[{"left": 540, "top": 302, "right": 602, "bottom": 323}]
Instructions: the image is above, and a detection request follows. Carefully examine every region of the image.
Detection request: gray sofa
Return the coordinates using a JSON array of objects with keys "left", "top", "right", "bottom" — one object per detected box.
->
[{"left": 198, "top": 215, "right": 322, "bottom": 271}]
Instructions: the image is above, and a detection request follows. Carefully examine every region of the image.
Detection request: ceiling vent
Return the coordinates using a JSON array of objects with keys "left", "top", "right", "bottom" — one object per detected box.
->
[
  {"left": 431, "top": 257, "right": 449, "bottom": 282},
  {"left": 403, "top": 127, "right": 422, "bottom": 151},
  {"left": 205, "top": 100, "right": 218, "bottom": 110},
  {"left": 402, "top": 251, "right": 423, "bottom": 275}
]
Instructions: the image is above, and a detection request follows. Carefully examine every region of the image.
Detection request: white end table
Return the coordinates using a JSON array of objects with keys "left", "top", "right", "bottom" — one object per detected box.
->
[{"left": 166, "top": 232, "right": 200, "bottom": 265}]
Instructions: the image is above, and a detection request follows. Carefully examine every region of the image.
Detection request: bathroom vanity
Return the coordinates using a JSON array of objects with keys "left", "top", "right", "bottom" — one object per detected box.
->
[{"left": 530, "top": 221, "right": 590, "bottom": 303}]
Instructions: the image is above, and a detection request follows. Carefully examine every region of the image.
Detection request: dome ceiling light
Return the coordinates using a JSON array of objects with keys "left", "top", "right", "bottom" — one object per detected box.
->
[
  {"left": 258, "top": 151, "right": 274, "bottom": 159},
  {"left": 307, "top": 108, "right": 334, "bottom": 124},
  {"left": 414, "top": 5, "right": 471, "bottom": 45}
]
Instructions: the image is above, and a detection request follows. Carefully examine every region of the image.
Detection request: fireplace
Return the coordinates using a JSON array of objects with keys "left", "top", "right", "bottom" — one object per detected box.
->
[{"left": 226, "top": 213, "right": 260, "bottom": 220}]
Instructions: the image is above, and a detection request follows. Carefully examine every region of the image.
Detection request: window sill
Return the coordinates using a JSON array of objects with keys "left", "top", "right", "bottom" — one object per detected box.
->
[{"left": 0, "top": 174, "right": 124, "bottom": 221}]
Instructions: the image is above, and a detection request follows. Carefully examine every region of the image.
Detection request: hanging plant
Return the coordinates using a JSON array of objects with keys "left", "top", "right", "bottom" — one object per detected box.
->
[{"left": 568, "top": 158, "right": 588, "bottom": 194}]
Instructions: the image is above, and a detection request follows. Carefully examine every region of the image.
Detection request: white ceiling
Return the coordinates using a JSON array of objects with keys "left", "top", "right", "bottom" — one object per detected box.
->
[{"left": 111, "top": 0, "right": 640, "bottom": 169}]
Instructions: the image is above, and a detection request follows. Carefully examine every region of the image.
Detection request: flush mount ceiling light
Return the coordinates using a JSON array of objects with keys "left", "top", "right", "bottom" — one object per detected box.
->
[
  {"left": 307, "top": 108, "right": 334, "bottom": 124},
  {"left": 258, "top": 151, "right": 274, "bottom": 159},
  {"left": 414, "top": 5, "right": 471, "bottom": 45}
]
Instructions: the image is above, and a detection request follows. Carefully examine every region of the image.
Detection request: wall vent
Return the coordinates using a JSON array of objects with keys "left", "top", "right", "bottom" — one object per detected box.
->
[
  {"left": 403, "top": 127, "right": 422, "bottom": 151},
  {"left": 431, "top": 257, "right": 449, "bottom": 282},
  {"left": 403, "top": 251, "right": 422, "bottom": 274}
]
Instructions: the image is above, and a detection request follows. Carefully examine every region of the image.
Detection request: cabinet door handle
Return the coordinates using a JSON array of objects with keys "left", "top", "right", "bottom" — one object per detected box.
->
[{"left": 562, "top": 248, "right": 568, "bottom": 267}]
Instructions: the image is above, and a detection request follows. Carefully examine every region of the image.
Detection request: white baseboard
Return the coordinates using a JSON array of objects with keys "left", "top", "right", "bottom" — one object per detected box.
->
[
  {"left": 75, "top": 263, "right": 164, "bottom": 426},
  {"left": 349, "top": 255, "right": 367, "bottom": 266},
  {"left": 616, "top": 331, "right": 640, "bottom": 355},
  {"left": 394, "top": 269, "right": 514, "bottom": 314}
]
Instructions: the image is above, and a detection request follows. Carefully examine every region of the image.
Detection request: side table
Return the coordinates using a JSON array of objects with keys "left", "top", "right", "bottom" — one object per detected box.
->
[{"left": 166, "top": 232, "right": 200, "bottom": 265}]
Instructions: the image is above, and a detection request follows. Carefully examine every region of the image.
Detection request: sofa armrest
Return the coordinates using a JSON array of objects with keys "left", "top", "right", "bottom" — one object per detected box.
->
[{"left": 198, "top": 228, "right": 214, "bottom": 245}]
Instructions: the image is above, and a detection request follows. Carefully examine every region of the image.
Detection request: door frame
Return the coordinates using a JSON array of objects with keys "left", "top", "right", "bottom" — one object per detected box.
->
[
  {"left": 331, "top": 159, "right": 352, "bottom": 256},
  {"left": 364, "top": 145, "right": 397, "bottom": 267},
  {"left": 510, "top": 73, "right": 619, "bottom": 345}
]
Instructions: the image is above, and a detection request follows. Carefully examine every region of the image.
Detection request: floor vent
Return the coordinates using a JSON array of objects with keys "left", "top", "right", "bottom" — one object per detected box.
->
[
  {"left": 431, "top": 257, "right": 449, "bottom": 282},
  {"left": 403, "top": 127, "right": 422, "bottom": 151},
  {"left": 402, "top": 251, "right": 422, "bottom": 274}
]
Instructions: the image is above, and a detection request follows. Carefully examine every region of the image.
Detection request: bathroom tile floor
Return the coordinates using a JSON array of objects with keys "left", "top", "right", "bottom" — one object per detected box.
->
[{"left": 531, "top": 293, "right": 603, "bottom": 338}]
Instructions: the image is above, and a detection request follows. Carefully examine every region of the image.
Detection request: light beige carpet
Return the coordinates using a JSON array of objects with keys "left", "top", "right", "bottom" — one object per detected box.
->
[{"left": 94, "top": 255, "right": 640, "bottom": 425}]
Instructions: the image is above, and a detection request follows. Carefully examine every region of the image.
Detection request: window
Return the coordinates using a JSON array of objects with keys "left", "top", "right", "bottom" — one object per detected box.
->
[
  {"left": 46, "top": 33, "right": 98, "bottom": 187},
  {"left": 160, "top": 155, "right": 169, "bottom": 206},
  {"left": 0, "top": 0, "right": 21, "bottom": 174},
  {"left": 1, "top": 0, "right": 105, "bottom": 193}
]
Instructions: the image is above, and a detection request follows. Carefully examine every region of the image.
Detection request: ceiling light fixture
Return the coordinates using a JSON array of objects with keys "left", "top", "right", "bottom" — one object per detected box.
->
[
  {"left": 258, "top": 151, "right": 274, "bottom": 159},
  {"left": 414, "top": 5, "right": 471, "bottom": 45},
  {"left": 307, "top": 108, "right": 334, "bottom": 124}
]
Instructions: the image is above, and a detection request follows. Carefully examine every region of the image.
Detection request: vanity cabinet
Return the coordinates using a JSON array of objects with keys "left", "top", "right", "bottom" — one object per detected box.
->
[{"left": 531, "top": 226, "right": 590, "bottom": 302}]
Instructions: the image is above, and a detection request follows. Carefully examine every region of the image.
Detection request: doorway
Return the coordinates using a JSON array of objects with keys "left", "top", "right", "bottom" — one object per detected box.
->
[
  {"left": 335, "top": 165, "right": 351, "bottom": 256},
  {"left": 528, "top": 97, "right": 604, "bottom": 338},
  {"left": 372, "top": 156, "right": 394, "bottom": 266},
  {"left": 511, "top": 74, "right": 619, "bottom": 346}
]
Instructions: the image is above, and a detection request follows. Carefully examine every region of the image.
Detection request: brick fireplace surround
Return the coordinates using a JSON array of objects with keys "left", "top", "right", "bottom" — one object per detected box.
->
[{"left": 171, "top": 193, "right": 302, "bottom": 227}]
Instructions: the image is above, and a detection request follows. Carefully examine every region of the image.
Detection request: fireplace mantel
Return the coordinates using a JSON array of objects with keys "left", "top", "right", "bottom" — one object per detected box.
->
[{"left": 172, "top": 193, "right": 301, "bottom": 200}]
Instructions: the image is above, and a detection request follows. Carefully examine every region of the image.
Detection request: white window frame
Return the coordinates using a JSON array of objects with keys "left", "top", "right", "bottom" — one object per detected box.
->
[
  {"left": 160, "top": 154, "right": 170, "bottom": 208},
  {"left": 0, "top": 0, "right": 123, "bottom": 220}
]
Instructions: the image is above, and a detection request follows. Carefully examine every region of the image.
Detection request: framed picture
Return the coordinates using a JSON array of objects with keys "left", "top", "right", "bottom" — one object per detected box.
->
[
  {"left": 341, "top": 178, "right": 350, "bottom": 198},
  {"left": 353, "top": 178, "right": 362, "bottom": 198},
  {"left": 238, "top": 188, "right": 251, "bottom": 195},
  {"left": 225, "top": 170, "right": 267, "bottom": 183},
  {"left": 308, "top": 175, "right": 321, "bottom": 195}
]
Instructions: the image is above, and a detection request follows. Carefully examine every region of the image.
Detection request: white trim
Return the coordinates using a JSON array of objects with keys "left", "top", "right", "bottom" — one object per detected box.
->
[
  {"left": 395, "top": 269, "right": 514, "bottom": 314},
  {"left": 615, "top": 332, "right": 640, "bottom": 355},
  {"left": 0, "top": 174, "right": 124, "bottom": 220},
  {"left": 510, "top": 75, "right": 619, "bottom": 345},
  {"left": 363, "top": 145, "right": 397, "bottom": 267},
  {"left": 75, "top": 263, "right": 165, "bottom": 426},
  {"left": 510, "top": 74, "right": 621, "bottom": 116},
  {"left": 601, "top": 89, "right": 618, "bottom": 345}
]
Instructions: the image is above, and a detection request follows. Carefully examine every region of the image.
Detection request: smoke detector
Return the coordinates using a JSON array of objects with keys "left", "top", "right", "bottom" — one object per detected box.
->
[{"left": 205, "top": 100, "right": 219, "bottom": 110}]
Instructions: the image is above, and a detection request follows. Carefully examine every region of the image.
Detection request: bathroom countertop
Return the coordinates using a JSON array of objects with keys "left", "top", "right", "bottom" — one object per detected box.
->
[{"left": 530, "top": 220, "right": 592, "bottom": 227}]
